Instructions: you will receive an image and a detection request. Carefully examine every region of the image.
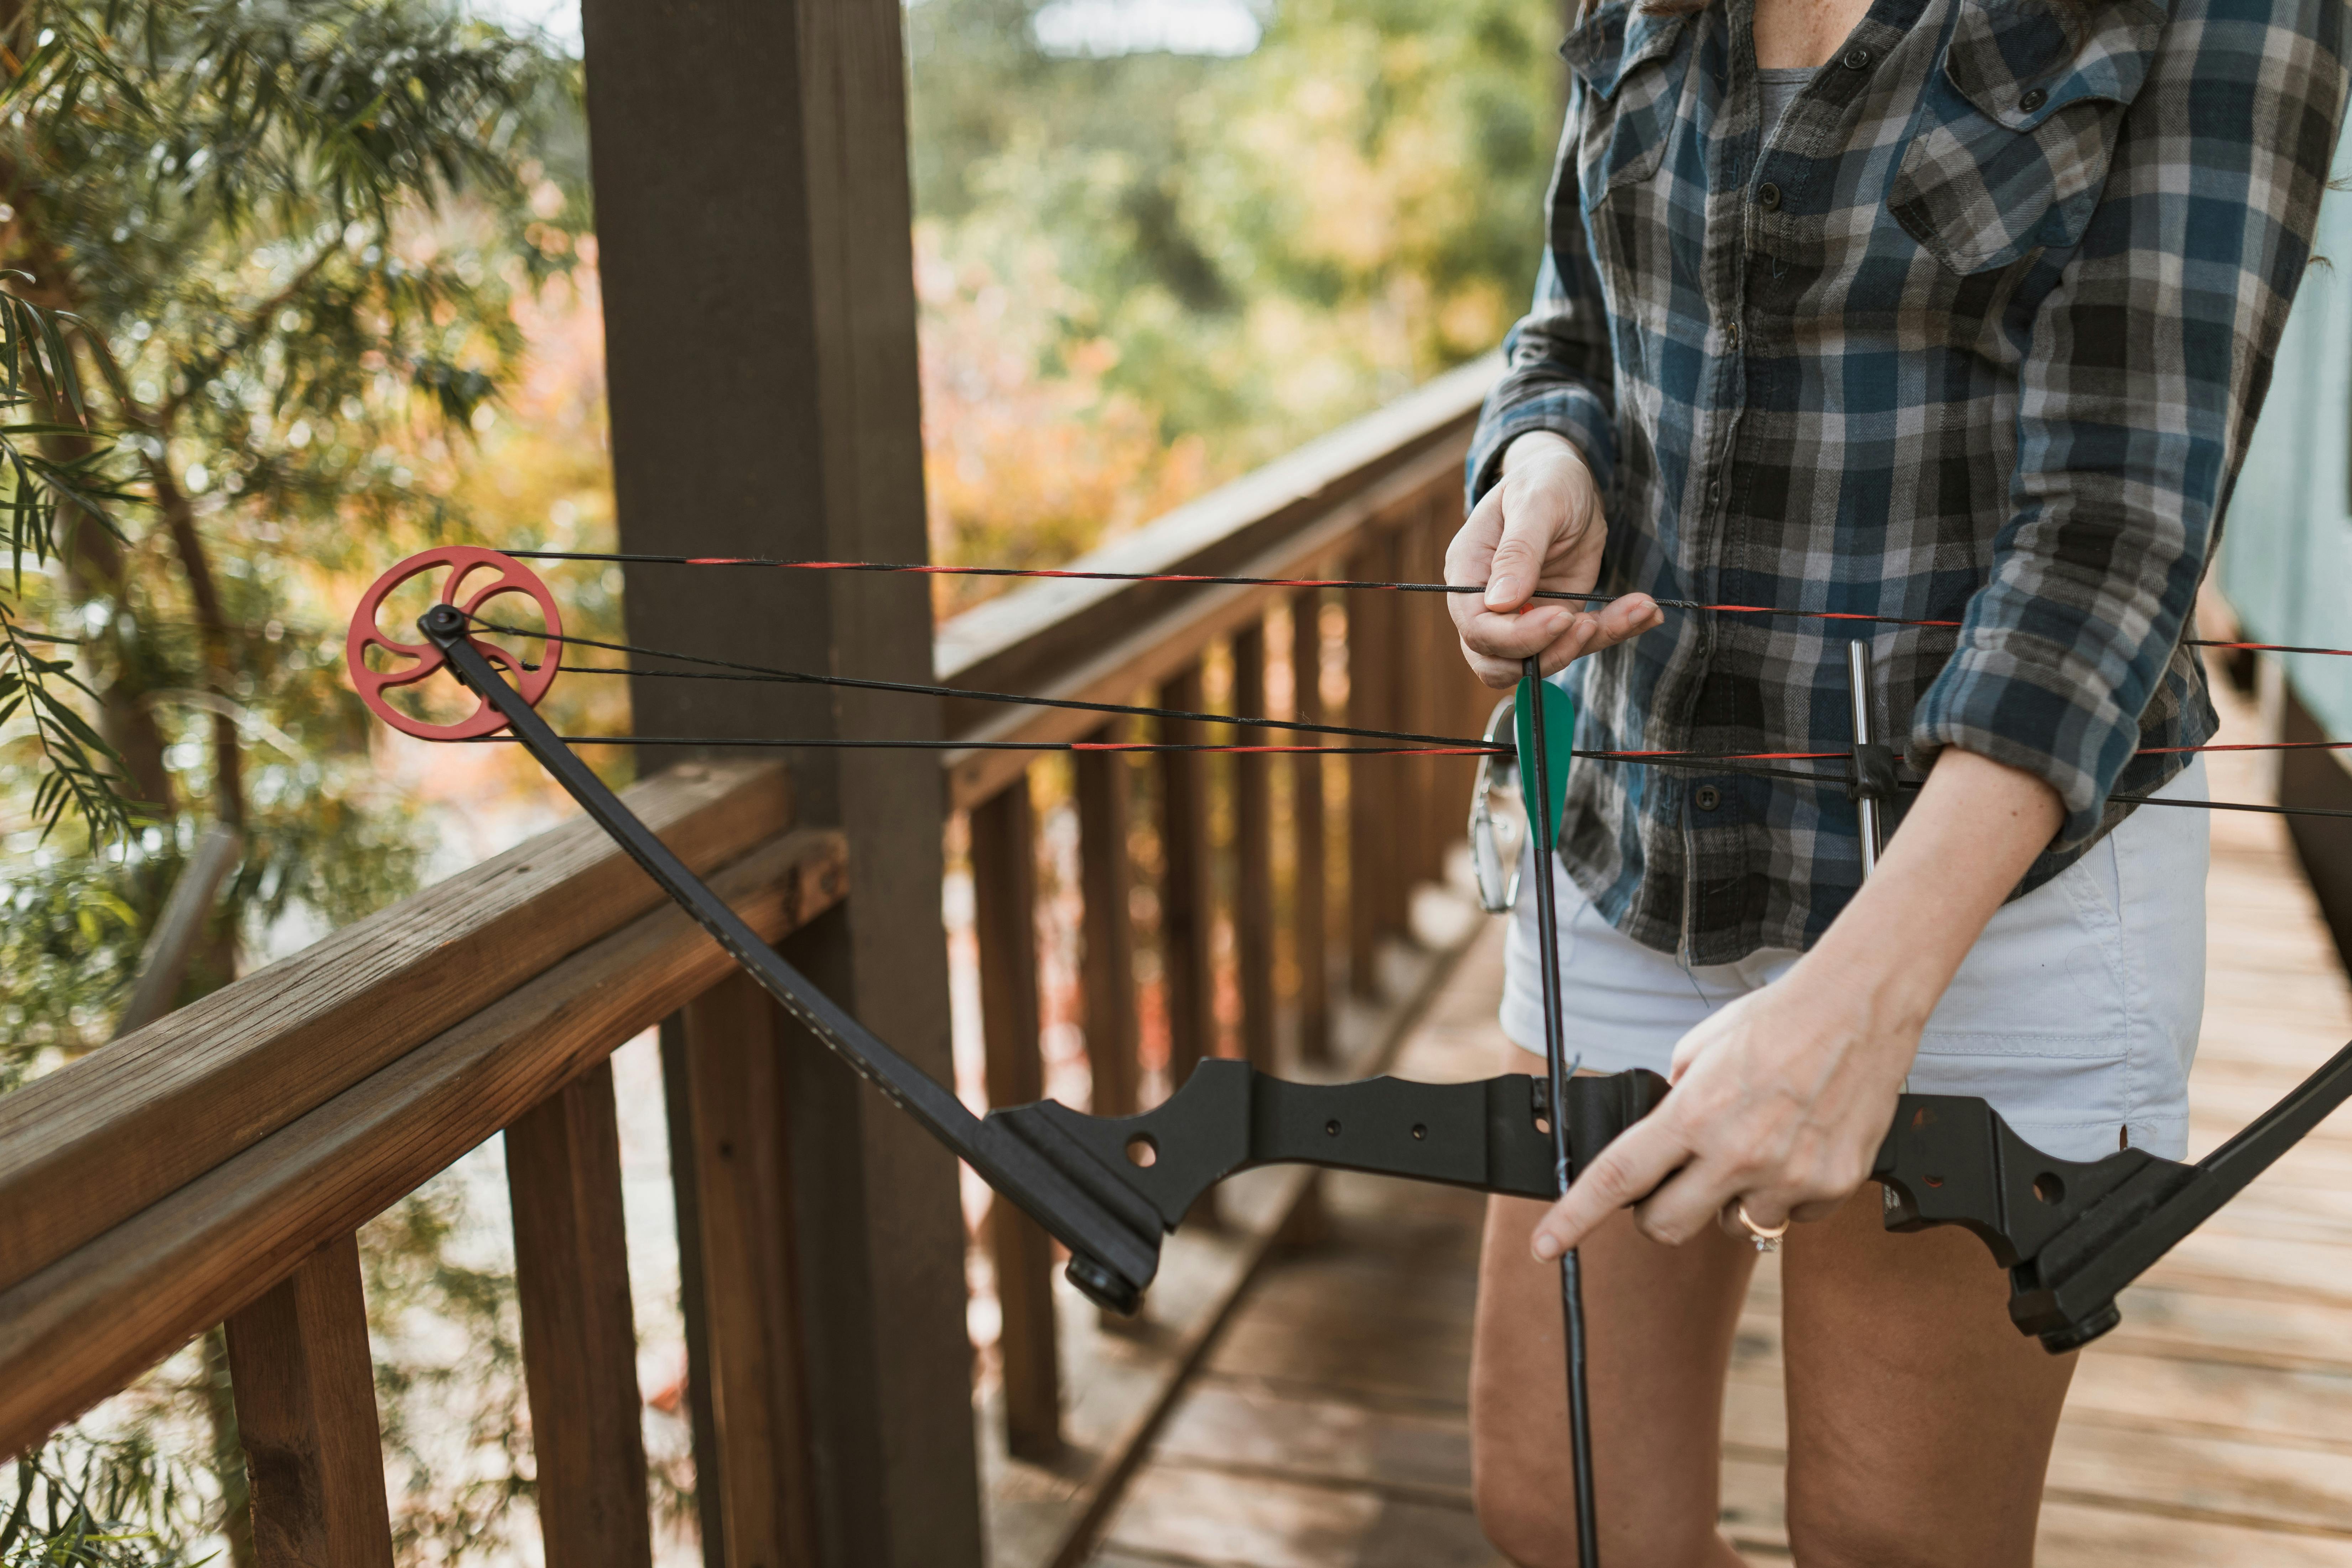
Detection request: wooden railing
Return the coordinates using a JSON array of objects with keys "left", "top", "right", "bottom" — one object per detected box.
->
[
  {"left": 0, "top": 356, "right": 1499, "bottom": 1564},
  {"left": 937, "top": 356, "right": 1499, "bottom": 1463},
  {"left": 0, "top": 759, "right": 846, "bottom": 1560}
]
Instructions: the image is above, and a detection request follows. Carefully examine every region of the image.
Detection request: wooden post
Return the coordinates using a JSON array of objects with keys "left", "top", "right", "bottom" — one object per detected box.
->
[
  {"left": 1346, "top": 547, "right": 1393, "bottom": 998},
  {"left": 679, "top": 973, "right": 822, "bottom": 1568},
  {"left": 969, "top": 780, "right": 1061, "bottom": 1461},
  {"left": 1291, "top": 592, "right": 1331, "bottom": 1062},
  {"left": 1075, "top": 742, "right": 1141, "bottom": 1117},
  {"left": 1233, "top": 622, "right": 1277, "bottom": 1070},
  {"left": 505, "top": 1061, "right": 653, "bottom": 1568},
  {"left": 1157, "top": 666, "right": 1216, "bottom": 1088},
  {"left": 583, "top": 0, "right": 980, "bottom": 1556},
  {"left": 224, "top": 1234, "right": 394, "bottom": 1568}
]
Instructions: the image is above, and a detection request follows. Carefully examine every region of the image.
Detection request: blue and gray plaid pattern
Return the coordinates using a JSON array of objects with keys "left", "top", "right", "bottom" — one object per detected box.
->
[{"left": 1469, "top": 0, "right": 2349, "bottom": 963}]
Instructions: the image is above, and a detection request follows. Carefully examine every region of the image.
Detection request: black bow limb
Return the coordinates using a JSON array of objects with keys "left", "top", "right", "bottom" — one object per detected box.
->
[
  {"left": 421, "top": 608, "right": 2352, "bottom": 1350},
  {"left": 1881, "top": 1046, "right": 2352, "bottom": 1350}
]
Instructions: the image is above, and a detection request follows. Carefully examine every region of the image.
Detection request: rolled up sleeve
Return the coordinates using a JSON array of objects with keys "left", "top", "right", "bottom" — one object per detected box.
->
[
  {"left": 1910, "top": 0, "right": 2349, "bottom": 851},
  {"left": 1467, "top": 102, "right": 1622, "bottom": 507}
]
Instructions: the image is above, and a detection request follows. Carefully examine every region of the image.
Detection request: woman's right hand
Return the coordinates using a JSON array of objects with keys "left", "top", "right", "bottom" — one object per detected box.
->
[{"left": 1446, "top": 431, "right": 1661, "bottom": 688}]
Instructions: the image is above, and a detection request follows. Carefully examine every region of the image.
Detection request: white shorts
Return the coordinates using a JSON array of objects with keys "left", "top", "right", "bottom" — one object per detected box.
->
[{"left": 1502, "top": 759, "right": 2210, "bottom": 1162}]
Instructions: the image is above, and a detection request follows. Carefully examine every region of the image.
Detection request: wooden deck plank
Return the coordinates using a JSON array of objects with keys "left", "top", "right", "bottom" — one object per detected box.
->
[
  {"left": 1151, "top": 1380, "right": 1474, "bottom": 1500},
  {"left": 984, "top": 913, "right": 1488, "bottom": 1568},
  {"left": 1100, "top": 1463, "right": 1501, "bottom": 1568}
]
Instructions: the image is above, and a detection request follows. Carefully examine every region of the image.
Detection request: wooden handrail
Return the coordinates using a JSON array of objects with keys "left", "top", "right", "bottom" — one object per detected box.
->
[
  {"left": 0, "top": 822, "right": 847, "bottom": 1457},
  {"left": 0, "top": 759, "right": 792, "bottom": 1299},
  {"left": 934, "top": 356, "right": 1494, "bottom": 808}
]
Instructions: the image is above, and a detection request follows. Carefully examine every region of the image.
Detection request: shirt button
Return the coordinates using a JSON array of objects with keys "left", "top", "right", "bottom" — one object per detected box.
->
[
  {"left": 1725, "top": 322, "right": 1740, "bottom": 351},
  {"left": 1842, "top": 46, "right": 1871, "bottom": 69},
  {"left": 1695, "top": 786, "right": 1722, "bottom": 812},
  {"left": 1756, "top": 182, "right": 1782, "bottom": 211},
  {"left": 2019, "top": 87, "right": 2047, "bottom": 112}
]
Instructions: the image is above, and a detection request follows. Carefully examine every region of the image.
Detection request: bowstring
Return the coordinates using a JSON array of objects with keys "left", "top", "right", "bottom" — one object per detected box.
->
[
  {"left": 463, "top": 613, "right": 1848, "bottom": 775},
  {"left": 435, "top": 613, "right": 2352, "bottom": 819},
  {"left": 501, "top": 550, "right": 2352, "bottom": 656}
]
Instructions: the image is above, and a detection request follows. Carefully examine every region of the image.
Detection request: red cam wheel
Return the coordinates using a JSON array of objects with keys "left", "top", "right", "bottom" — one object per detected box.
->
[{"left": 346, "top": 546, "right": 564, "bottom": 740}]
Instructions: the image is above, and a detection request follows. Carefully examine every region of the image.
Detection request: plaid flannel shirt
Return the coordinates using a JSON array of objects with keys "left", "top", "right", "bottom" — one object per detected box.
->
[{"left": 1470, "top": 0, "right": 2350, "bottom": 963}]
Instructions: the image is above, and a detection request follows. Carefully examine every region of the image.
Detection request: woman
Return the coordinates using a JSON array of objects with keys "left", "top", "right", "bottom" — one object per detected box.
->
[{"left": 1447, "top": 0, "right": 2347, "bottom": 1558}]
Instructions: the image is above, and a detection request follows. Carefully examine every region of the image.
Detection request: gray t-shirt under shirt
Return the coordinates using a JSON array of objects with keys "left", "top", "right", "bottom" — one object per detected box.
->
[{"left": 1758, "top": 66, "right": 1811, "bottom": 141}]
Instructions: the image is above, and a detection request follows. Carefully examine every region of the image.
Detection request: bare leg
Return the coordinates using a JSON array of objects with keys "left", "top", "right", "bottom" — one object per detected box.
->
[
  {"left": 1781, "top": 1189, "right": 2078, "bottom": 1567},
  {"left": 1471, "top": 1072, "right": 1758, "bottom": 1567}
]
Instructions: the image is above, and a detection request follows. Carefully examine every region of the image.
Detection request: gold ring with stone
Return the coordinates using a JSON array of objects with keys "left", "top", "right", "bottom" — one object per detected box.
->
[{"left": 1736, "top": 1203, "right": 1790, "bottom": 1253}]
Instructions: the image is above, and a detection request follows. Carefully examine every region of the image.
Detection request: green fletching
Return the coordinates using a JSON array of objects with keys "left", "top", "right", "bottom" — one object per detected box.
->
[{"left": 1514, "top": 674, "right": 1575, "bottom": 843}]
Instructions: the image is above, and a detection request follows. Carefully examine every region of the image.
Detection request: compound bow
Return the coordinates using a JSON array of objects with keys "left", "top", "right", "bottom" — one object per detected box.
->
[{"left": 354, "top": 547, "right": 2352, "bottom": 1373}]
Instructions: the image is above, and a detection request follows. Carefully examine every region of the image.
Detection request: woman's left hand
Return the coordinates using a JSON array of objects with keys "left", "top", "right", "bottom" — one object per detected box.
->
[
  {"left": 1527, "top": 746, "right": 2066, "bottom": 1259},
  {"left": 1529, "top": 956, "right": 1919, "bottom": 1258}
]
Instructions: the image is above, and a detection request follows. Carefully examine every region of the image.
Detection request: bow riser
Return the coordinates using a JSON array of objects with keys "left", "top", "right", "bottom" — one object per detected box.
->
[{"left": 989, "top": 1061, "right": 1676, "bottom": 1223}]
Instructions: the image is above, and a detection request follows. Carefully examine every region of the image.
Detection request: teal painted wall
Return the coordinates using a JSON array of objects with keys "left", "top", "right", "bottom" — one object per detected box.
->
[{"left": 2217, "top": 126, "right": 2352, "bottom": 737}]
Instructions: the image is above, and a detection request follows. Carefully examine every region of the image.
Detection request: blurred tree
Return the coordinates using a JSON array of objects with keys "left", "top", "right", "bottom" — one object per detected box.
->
[
  {"left": 0, "top": 4, "right": 595, "bottom": 1563},
  {"left": 0, "top": 0, "right": 585, "bottom": 1047},
  {"left": 0, "top": 280, "right": 139, "bottom": 848},
  {"left": 1, "top": 1429, "right": 212, "bottom": 1568},
  {"left": 907, "top": 0, "right": 1568, "bottom": 598}
]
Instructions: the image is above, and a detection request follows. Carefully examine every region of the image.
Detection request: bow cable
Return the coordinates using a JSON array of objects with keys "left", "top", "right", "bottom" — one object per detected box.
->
[
  {"left": 444, "top": 614, "right": 2352, "bottom": 814},
  {"left": 500, "top": 549, "right": 2352, "bottom": 654}
]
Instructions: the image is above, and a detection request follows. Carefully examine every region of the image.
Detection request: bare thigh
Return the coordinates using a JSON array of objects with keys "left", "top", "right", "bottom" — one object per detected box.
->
[
  {"left": 1469, "top": 1111, "right": 1756, "bottom": 1566},
  {"left": 1780, "top": 1190, "right": 2078, "bottom": 1568},
  {"left": 1470, "top": 1084, "right": 2078, "bottom": 1568}
]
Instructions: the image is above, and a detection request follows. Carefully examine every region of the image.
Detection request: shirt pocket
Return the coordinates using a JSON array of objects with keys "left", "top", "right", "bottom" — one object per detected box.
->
[
  {"left": 1561, "top": 3, "right": 1692, "bottom": 211},
  {"left": 1889, "top": 0, "right": 2166, "bottom": 275}
]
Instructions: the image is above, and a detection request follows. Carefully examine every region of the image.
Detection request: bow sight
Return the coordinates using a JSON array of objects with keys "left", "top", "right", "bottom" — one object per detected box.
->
[{"left": 357, "top": 550, "right": 2352, "bottom": 1356}]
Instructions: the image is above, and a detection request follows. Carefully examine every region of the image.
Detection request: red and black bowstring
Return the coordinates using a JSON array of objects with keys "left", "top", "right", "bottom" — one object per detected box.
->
[
  {"left": 468, "top": 617, "right": 1850, "bottom": 785},
  {"left": 504, "top": 548, "right": 2352, "bottom": 660},
  {"left": 436, "top": 607, "right": 2352, "bottom": 822}
]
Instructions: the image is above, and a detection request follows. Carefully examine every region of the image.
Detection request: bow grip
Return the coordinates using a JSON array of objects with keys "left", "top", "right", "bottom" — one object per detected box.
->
[{"left": 986, "top": 1062, "right": 1675, "bottom": 1297}]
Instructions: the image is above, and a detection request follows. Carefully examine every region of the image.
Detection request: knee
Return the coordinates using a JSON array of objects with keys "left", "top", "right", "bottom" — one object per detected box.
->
[
  {"left": 1471, "top": 1446, "right": 1587, "bottom": 1568},
  {"left": 1786, "top": 1496, "right": 1946, "bottom": 1568},
  {"left": 1471, "top": 1472, "right": 1583, "bottom": 1568},
  {"left": 1472, "top": 1467, "right": 1724, "bottom": 1568}
]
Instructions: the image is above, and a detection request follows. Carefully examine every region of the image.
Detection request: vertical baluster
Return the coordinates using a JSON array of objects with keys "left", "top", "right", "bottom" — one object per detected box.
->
[
  {"left": 1291, "top": 590, "right": 1331, "bottom": 1062},
  {"left": 1386, "top": 524, "right": 1427, "bottom": 937},
  {"left": 224, "top": 1234, "right": 395, "bottom": 1568},
  {"left": 1347, "top": 542, "right": 1395, "bottom": 998},
  {"left": 1440, "top": 497, "right": 1486, "bottom": 878},
  {"left": 970, "top": 779, "right": 1061, "bottom": 1461},
  {"left": 677, "top": 973, "right": 820, "bottom": 1567},
  {"left": 1075, "top": 738, "right": 1142, "bottom": 1118},
  {"left": 1413, "top": 513, "right": 1452, "bottom": 889},
  {"left": 1158, "top": 665, "right": 1215, "bottom": 1087},
  {"left": 1396, "top": 520, "right": 1433, "bottom": 902},
  {"left": 656, "top": 1019, "right": 727, "bottom": 1568},
  {"left": 506, "top": 1061, "right": 654, "bottom": 1568},
  {"left": 1234, "top": 621, "right": 1277, "bottom": 1070}
]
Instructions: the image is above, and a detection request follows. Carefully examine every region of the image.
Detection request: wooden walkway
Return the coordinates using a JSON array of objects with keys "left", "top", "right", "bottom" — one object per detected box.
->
[{"left": 1083, "top": 672, "right": 2352, "bottom": 1566}]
